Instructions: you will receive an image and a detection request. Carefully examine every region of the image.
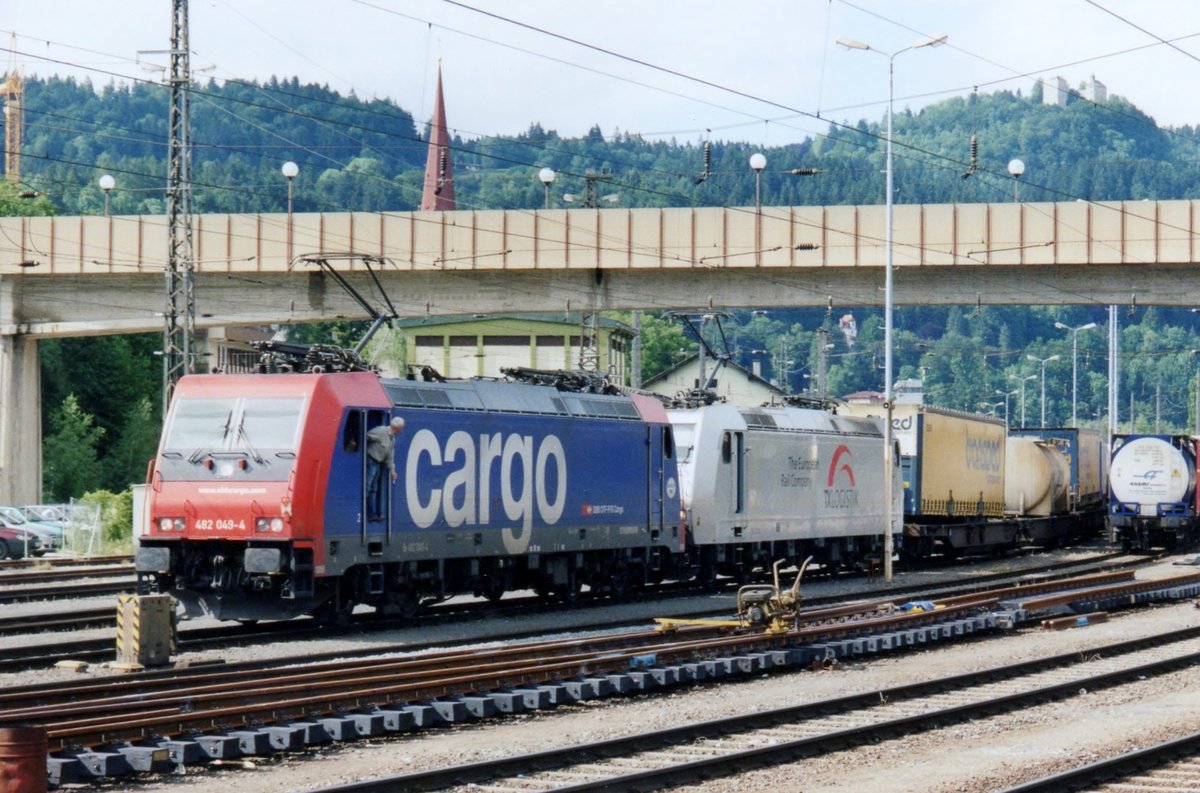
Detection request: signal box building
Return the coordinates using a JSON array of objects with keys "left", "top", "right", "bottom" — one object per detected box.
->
[{"left": 391, "top": 314, "right": 635, "bottom": 385}]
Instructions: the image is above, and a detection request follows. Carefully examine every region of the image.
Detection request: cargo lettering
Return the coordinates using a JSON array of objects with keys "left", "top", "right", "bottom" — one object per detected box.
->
[
  {"left": 406, "top": 430, "right": 567, "bottom": 547},
  {"left": 965, "top": 435, "right": 1002, "bottom": 473}
]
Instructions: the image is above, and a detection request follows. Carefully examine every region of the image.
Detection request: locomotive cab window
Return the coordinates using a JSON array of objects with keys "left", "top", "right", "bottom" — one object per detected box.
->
[
  {"left": 342, "top": 411, "right": 363, "bottom": 453},
  {"left": 662, "top": 427, "right": 674, "bottom": 459},
  {"left": 722, "top": 432, "right": 732, "bottom": 463},
  {"left": 162, "top": 396, "right": 305, "bottom": 452}
]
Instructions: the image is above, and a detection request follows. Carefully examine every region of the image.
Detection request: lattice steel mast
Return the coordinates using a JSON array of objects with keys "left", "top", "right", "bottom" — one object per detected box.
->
[
  {"left": 4, "top": 33, "right": 23, "bottom": 185},
  {"left": 163, "top": 0, "right": 195, "bottom": 411}
]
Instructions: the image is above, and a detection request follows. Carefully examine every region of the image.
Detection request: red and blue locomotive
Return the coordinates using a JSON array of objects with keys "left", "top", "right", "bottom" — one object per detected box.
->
[{"left": 136, "top": 360, "right": 682, "bottom": 622}]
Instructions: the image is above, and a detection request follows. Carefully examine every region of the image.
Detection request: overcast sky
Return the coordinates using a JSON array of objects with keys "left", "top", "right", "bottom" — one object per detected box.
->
[{"left": 5, "top": 0, "right": 1198, "bottom": 150}]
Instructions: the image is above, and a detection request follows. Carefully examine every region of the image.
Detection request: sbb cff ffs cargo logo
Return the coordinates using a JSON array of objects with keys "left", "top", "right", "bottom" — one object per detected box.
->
[{"left": 824, "top": 444, "right": 859, "bottom": 509}]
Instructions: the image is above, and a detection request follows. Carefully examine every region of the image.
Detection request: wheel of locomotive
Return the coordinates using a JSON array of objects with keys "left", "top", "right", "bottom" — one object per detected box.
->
[
  {"left": 556, "top": 572, "right": 581, "bottom": 603},
  {"left": 0, "top": 540, "right": 12, "bottom": 560},
  {"left": 394, "top": 588, "right": 421, "bottom": 619},
  {"left": 696, "top": 563, "right": 719, "bottom": 591},
  {"left": 607, "top": 565, "right": 632, "bottom": 599},
  {"left": 314, "top": 581, "right": 355, "bottom": 627},
  {"left": 481, "top": 576, "right": 506, "bottom": 603}
]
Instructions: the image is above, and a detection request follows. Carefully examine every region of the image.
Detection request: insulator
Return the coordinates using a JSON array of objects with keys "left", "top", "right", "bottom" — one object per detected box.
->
[
  {"left": 439, "top": 146, "right": 448, "bottom": 178},
  {"left": 703, "top": 141, "right": 712, "bottom": 175},
  {"left": 961, "top": 132, "right": 979, "bottom": 179}
]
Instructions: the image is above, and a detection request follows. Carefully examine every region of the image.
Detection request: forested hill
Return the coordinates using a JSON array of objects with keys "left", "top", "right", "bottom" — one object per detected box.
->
[
  {"left": 12, "top": 75, "right": 1200, "bottom": 217},
  {"left": 10, "top": 74, "right": 1200, "bottom": 501}
]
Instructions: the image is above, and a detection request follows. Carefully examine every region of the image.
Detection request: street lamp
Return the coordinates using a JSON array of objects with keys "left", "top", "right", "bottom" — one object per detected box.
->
[
  {"left": 1054, "top": 321, "right": 1097, "bottom": 426},
  {"left": 281, "top": 161, "right": 299, "bottom": 214},
  {"left": 1009, "top": 373, "right": 1038, "bottom": 426},
  {"left": 281, "top": 161, "right": 299, "bottom": 262},
  {"left": 836, "top": 32, "right": 947, "bottom": 582},
  {"left": 98, "top": 174, "right": 115, "bottom": 217},
  {"left": 1007, "top": 158, "right": 1025, "bottom": 202},
  {"left": 1027, "top": 354, "right": 1061, "bottom": 426},
  {"left": 995, "top": 388, "right": 1019, "bottom": 426},
  {"left": 538, "top": 167, "right": 556, "bottom": 210},
  {"left": 749, "top": 153, "right": 767, "bottom": 213}
]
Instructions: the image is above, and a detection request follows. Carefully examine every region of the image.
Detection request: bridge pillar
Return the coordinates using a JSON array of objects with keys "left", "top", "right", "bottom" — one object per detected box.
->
[{"left": 0, "top": 277, "right": 41, "bottom": 504}]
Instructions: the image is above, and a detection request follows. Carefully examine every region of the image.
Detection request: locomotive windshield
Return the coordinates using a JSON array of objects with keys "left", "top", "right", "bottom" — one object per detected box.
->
[{"left": 163, "top": 396, "right": 304, "bottom": 453}]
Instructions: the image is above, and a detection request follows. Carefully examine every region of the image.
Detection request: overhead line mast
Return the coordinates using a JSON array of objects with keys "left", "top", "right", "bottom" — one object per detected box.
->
[
  {"left": 3, "top": 32, "right": 22, "bottom": 184},
  {"left": 163, "top": 0, "right": 196, "bottom": 412}
]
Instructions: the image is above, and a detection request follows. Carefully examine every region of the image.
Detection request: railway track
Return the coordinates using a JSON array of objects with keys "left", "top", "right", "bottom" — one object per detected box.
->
[
  {"left": 321, "top": 625, "right": 1200, "bottom": 792},
  {"left": 0, "top": 551, "right": 1134, "bottom": 671},
  {"left": 7, "top": 568, "right": 1199, "bottom": 785},
  {"left": 0, "top": 554, "right": 131, "bottom": 571},
  {"left": 1000, "top": 732, "right": 1200, "bottom": 792}
]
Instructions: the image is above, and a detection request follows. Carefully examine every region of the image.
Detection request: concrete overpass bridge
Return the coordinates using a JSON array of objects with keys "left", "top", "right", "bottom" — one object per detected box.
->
[{"left": 2, "top": 198, "right": 1198, "bottom": 501}]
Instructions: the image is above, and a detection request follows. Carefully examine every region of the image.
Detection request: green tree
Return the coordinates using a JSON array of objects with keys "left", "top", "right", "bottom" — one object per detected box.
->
[
  {"left": 43, "top": 394, "right": 106, "bottom": 500},
  {"left": 104, "top": 397, "right": 159, "bottom": 490}
]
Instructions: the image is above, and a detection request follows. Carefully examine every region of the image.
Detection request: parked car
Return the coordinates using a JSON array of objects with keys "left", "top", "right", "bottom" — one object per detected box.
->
[
  {"left": 0, "top": 506, "right": 62, "bottom": 555},
  {"left": 0, "top": 524, "right": 42, "bottom": 559},
  {"left": 20, "top": 505, "right": 69, "bottom": 530}
]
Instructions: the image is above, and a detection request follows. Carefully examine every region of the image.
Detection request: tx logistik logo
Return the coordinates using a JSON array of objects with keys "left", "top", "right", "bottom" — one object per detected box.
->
[{"left": 824, "top": 444, "right": 859, "bottom": 509}]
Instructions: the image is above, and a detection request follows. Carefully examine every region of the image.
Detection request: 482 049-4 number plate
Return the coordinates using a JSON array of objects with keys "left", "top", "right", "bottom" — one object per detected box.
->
[{"left": 193, "top": 518, "right": 247, "bottom": 531}]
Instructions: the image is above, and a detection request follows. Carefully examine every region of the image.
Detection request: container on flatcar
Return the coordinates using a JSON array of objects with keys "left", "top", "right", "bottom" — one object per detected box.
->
[
  {"left": 838, "top": 403, "right": 1006, "bottom": 519},
  {"left": 668, "top": 401, "right": 900, "bottom": 570},
  {"left": 1004, "top": 436, "right": 1070, "bottom": 517},
  {"left": 1108, "top": 434, "right": 1199, "bottom": 548},
  {"left": 1009, "top": 427, "right": 1106, "bottom": 510}
]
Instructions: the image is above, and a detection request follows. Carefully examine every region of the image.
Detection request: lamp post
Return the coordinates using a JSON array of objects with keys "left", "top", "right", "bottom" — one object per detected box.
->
[
  {"left": 749, "top": 153, "right": 766, "bottom": 213},
  {"left": 281, "top": 161, "right": 298, "bottom": 262},
  {"left": 1054, "top": 321, "right": 1097, "bottom": 426},
  {"left": 995, "top": 388, "right": 1019, "bottom": 426},
  {"left": 281, "top": 161, "right": 298, "bottom": 214},
  {"left": 1009, "top": 373, "right": 1037, "bottom": 426},
  {"left": 836, "top": 32, "right": 947, "bottom": 582},
  {"left": 1027, "top": 354, "right": 1061, "bottom": 426},
  {"left": 98, "top": 174, "right": 115, "bottom": 217},
  {"left": 1007, "top": 158, "right": 1025, "bottom": 201},
  {"left": 538, "top": 167, "right": 556, "bottom": 210}
]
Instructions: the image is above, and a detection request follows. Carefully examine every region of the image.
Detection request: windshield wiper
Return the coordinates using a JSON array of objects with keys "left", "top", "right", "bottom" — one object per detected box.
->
[{"left": 236, "top": 415, "right": 267, "bottom": 465}]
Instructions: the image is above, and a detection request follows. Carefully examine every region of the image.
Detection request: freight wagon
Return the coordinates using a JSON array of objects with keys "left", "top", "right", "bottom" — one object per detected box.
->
[
  {"left": 839, "top": 403, "right": 1012, "bottom": 556},
  {"left": 1108, "top": 434, "right": 1200, "bottom": 550}
]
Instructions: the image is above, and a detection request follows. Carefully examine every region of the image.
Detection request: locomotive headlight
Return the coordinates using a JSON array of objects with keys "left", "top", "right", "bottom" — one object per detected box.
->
[
  {"left": 217, "top": 461, "right": 236, "bottom": 477},
  {"left": 255, "top": 516, "right": 286, "bottom": 533},
  {"left": 158, "top": 517, "right": 185, "bottom": 532}
]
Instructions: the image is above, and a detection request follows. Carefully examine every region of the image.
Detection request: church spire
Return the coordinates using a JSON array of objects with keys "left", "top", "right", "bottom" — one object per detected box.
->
[{"left": 420, "top": 64, "right": 456, "bottom": 211}]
